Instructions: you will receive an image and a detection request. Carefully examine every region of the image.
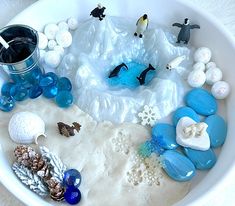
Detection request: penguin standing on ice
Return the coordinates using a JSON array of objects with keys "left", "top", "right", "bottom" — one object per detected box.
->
[
  {"left": 90, "top": 3, "right": 106, "bottom": 21},
  {"left": 134, "top": 14, "right": 149, "bottom": 38},
  {"left": 172, "top": 18, "right": 200, "bottom": 44}
]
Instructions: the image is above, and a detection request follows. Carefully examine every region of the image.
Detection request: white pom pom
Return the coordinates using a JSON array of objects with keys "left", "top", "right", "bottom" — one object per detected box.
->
[
  {"left": 194, "top": 47, "right": 212, "bottom": 64},
  {"left": 187, "top": 70, "right": 206, "bottom": 88},
  {"left": 211, "top": 81, "right": 230, "bottom": 99},
  {"left": 44, "top": 23, "right": 59, "bottom": 40},
  {"left": 205, "top": 67, "right": 223, "bottom": 85},
  {"left": 44, "top": 51, "right": 61, "bottom": 68},
  {"left": 38, "top": 32, "right": 48, "bottom": 50},
  {"left": 58, "top": 21, "right": 69, "bottom": 31},
  {"left": 39, "top": 50, "right": 46, "bottom": 63},
  {"left": 55, "top": 30, "right": 72, "bottom": 48},
  {"left": 206, "top": 62, "right": 216, "bottom": 70},
  {"left": 67, "top": 17, "right": 78, "bottom": 30},
  {"left": 193, "top": 62, "right": 205, "bottom": 72},
  {"left": 47, "top": 39, "right": 57, "bottom": 50},
  {"left": 53, "top": 45, "right": 65, "bottom": 57}
]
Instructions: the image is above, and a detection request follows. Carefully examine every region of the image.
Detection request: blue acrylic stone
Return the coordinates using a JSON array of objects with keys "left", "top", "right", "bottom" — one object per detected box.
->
[
  {"left": 45, "top": 72, "right": 58, "bottom": 84},
  {"left": 184, "top": 148, "right": 217, "bottom": 170},
  {"left": 185, "top": 88, "right": 217, "bottom": 116},
  {"left": 1, "top": 82, "right": 15, "bottom": 97},
  {"left": 0, "top": 96, "right": 15, "bottom": 112},
  {"left": 63, "top": 169, "right": 82, "bottom": 188},
  {"left": 27, "top": 67, "right": 43, "bottom": 84},
  {"left": 57, "top": 77, "right": 72, "bottom": 91},
  {"left": 152, "top": 123, "right": 178, "bottom": 150},
  {"left": 205, "top": 114, "right": 227, "bottom": 148},
  {"left": 43, "top": 85, "right": 58, "bottom": 98},
  {"left": 172, "top": 106, "right": 200, "bottom": 126},
  {"left": 10, "top": 84, "right": 28, "bottom": 101},
  {"left": 161, "top": 150, "right": 196, "bottom": 182},
  {"left": 29, "top": 85, "right": 43, "bottom": 99},
  {"left": 55, "top": 91, "right": 73, "bottom": 108},
  {"left": 39, "top": 76, "right": 54, "bottom": 87},
  {"left": 64, "top": 186, "right": 81, "bottom": 205}
]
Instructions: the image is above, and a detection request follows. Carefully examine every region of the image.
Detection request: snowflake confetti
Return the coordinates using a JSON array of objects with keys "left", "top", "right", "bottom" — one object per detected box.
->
[
  {"left": 138, "top": 105, "right": 161, "bottom": 127},
  {"left": 127, "top": 167, "right": 143, "bottom": 186}
]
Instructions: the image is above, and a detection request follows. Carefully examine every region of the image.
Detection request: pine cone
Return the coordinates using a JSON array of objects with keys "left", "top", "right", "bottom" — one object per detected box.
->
[
  {"left": 14, "top": 145, "right": 36, "bottom": 167},
  {"left": 32, "top": 154, "right": 51, "bottom": 180},
  {"left": 46, "top": 179, "right": 65, "bottom": 201}
]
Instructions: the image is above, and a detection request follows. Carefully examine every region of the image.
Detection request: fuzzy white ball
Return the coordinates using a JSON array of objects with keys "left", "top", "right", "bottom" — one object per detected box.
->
[
  {"left": 67, "top": 17, "right": 78, "bottom": 30},
  {"left": 56, "top": 30, "right": 72, "bottom": 48},
  {"left": 187, "top": 70, "right": 206, "bottom": 88},
  {"left": 38, "top": 32, "right": 48, "bottom": 50},
  {"left": 211, "top": 81, "right": 230, "bottom": 99},
  {"left": 205, "top": 67, "right": 223, "bottom": 85},
  {"left": 48, "top": 39, "right": 57, "bottom": 50},
  {"left": 58, "top": 21, "right": 69, "bottom": 31},
  {"left": 206, "top": 62, "right": 216, "bottom": 70},
  {"left": 193, "top": 62, "right": 206, "bottom": 72},
  {"left": 44, "top": 23, "right": 59, "bottom": 40},
  {"left": 194, "top": 47, "right": 212, "bottom": 64},
  {"left": 44, "top": 51, "right": 61, "bottom": 68}
]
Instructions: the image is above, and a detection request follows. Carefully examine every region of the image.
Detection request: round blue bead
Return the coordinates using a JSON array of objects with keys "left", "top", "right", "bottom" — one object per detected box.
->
[
  {"left": 55, "top": 91, "right": 73, "bottom": 108},
  {"left": 39, "top": 76, "right": 54, "bottom": 87},
  {"left": 57, "top": 77, "right": 72, "bottom": 91},
  {"left": 29, "top": 85, "right": 43, "bottom": 99},
  {"left": 43, "top": 85, "right": 58, "bottom": 98},
  {"left": 10, "top": 84, "right": 29, "bottom": 101},
  {"left": 63, "top": 169, "right": 82, "bottom": 188},
  {"left": 0, "top": 96, "right": 15, "bottom": 112},
  {"left": 64, "top": 186, "right": 81, "bottom": 205},
  {"left": 27, "top": 67, "right": 43, "bottom": 84},
  {"left": 45, "top": 72, "right": 58, "bottom": 84},
  {"left": 1, "top": 82, "right": 15, "bottom": 97}
]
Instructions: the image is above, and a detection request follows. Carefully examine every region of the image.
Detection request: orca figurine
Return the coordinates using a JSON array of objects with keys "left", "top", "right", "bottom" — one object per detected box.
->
[
  {"left": 108, "top": 63, "right": 128, "bottom": 78},
  {"left": 137, "top": 64, "right": 155, "bottom": 85}
]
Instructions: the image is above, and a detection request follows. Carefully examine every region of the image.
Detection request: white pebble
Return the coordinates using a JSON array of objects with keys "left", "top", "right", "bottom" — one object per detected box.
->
[
  {"left": 187, "top": 70, "right": 206, "bottom": 88},
  {"left": 56, "top": 30, "right": 72, "bottom": 48},
  {"left": 205, "top": 67, "right": 223, "bottom": 85},
  {"left": 38, "top": 32, "right": 48, "bottom": 50},
  {"left": 53, "top": 45, "right": 65, "bottom": 57},
  {"left": 211, "top": 81, "right": 230, "bottom": 99},
  {"left": 194, "top": 47, "right": 212, "bottom": 64},
  {"left": 206, "top": 62, "right": 216, "bottom": 70},
  {"left": 193, "top": 62, "right": 206, "bottom": 72},
  {"left": 39, "top": 50, "right": 46, "bottom": 63},
  {"left": 67, "top": 17, "right": 78, "bottom": 30},
  {"left": 58, "top": 21, "right": 69, "bottom": 31},
  {"left": 44, "top": 51, "right": 61, "bottom": 68},
  {"left": 44, "top": 23, "right": 59, "bottom": 40},
  {"left": 47, "top": 39, "right": 57, "bottom": 50}
]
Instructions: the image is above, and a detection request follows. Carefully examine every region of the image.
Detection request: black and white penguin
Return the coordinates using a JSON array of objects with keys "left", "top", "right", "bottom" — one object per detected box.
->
[
  {"left": 90, "top": 4, "right": 106, "bottom": 21},
  {"left": 134, "top": 14, "right": 149, "bottom": 38},
  {"left": 172, "top": 18, "right": 200, "bottom": 44}
]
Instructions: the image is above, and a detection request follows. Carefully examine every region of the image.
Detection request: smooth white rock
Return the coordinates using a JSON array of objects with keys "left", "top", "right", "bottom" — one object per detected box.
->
[
  {"left": 55, "top": 30, "right": 72, "bottom": 48},
  {"left": 44, "top": 23, "right": 59, "bottom": 40},
  {"left": 206, "top": 61, "right": 216, "bottom": 70},
  {"left": 54, "top": 45, "right": 65, "bottom": 57},
  {"left": 58, "top": 21, "right": 69, "bottom": 31},
  {"left": 67, "top": 17, "right": 78, "bottom": 30},
  {"left": 194, "top": 47, "right": 212, "bottom": 64},
  {"left": 176, "top": 117, "right": 210, "bottom": 151},
  {"left": 44, "top": 51, "right": 61, "bottom": 68},
  {"left": 193, "top": 62, "right": 206, "bottom": 72},
  {"left": 187, "top": 70, "right": 206, "bottom": 87},
  {"left": 47, "top": 39, "right": 57, "bottom": 50},
  {"left": 205, "top": 67, "right": 223, "bottom": 85},
  {"left": 211, "top": 81, "right": 230, "bottom": 99},
  {"left": 38, "top": 32, "right": 48, "bottom": 50}
]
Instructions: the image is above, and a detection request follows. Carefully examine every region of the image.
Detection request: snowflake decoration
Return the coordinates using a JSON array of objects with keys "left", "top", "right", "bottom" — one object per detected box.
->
[
  {"left": 127, "top": 167, "right": 143, "bottom": 186},
  {"left": 138, "top": 105, "right": 161, "bottom": 127},
  {"left": 130, "top": 151, "right": 144, "bottom": 167}
]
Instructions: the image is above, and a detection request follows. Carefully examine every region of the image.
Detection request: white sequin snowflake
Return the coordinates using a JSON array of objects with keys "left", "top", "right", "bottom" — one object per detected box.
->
[
  {"left": 127, "top": 167, "right": 143, "bottom": 186},
  {"left": 130, "top": 151, "right": 144, "bottom": 167},
  {"left": 138, "top": 105, "right": 161, "bottom": 127}
]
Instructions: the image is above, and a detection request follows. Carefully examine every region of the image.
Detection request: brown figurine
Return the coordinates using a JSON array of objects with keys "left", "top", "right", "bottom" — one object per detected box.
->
[{"left": 57, "top": 122, "right": 81, "bottom": 137}]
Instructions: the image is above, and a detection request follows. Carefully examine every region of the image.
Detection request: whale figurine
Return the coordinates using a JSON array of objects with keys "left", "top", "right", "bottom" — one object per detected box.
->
[
  {"left": 137, "top": 64, "right": 155, "bottom": 85},
  {"left": 108, "top": 63, "right": 128, "bottom": 78}
]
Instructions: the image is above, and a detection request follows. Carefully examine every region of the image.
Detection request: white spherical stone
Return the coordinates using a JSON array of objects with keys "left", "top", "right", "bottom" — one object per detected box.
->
[
  {"left": 187, "top": 70, "right": 206, "bottom": 88},
  {"left": 44, "top": 51, "right": 61, "bottom": 68},
  {"left": 44, "top": 23, "right": 59, "bottom": 40},
  {"left": 211, "top": 81, "right": 230, "bottom": 99},
  {"left": 193, "top": 62, "right": 206, "bottom": 72},
  {"left": 47, "top": 39, "right": 57, "bottom": 50},
  {"left": 67, "top": 17, "right": 78, "bottom": 30},
  {"left": 206, "top": 62, "right": 216, "bottom": 70},
  {"left": 54, "top": 45, "right": 65, "bottom": 57},
  {"left": 205, "top": 67, "right": 223, "bottom": 85},
  {"left": 55, "top": 30, "right": 72, "bottom": 48},
  {"left": 58, "top": 21, "right": 69, "bottom": 31},
  {"left": 194, "top": 47, "right": 212, "bottom": 64},
  {"left": 38, "top": 32, "right": 48, "bottom": 50}
]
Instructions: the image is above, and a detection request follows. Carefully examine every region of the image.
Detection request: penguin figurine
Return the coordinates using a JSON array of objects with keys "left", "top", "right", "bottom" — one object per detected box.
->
[
  {"left": 172, "top": 18, "right": 200, "bottom": 44},
  {"left": 90, "top": 3, "right": 106, "bottom": 21},
  {"left": 134, "top": 14, "right": 149, "bottom": 38}
]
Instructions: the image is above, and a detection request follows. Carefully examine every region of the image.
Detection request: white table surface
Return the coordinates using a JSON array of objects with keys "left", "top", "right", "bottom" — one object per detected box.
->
[{"left": 0, "top": 0, "right": 235, "bottom": 205}]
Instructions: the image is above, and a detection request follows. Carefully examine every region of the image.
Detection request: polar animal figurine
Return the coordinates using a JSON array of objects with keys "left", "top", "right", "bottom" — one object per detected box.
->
[
  {"left": 183, "top": 122, "right": 208, "bottom": 139},
  {"left": 134, "top": 14, "right": 149, "bottom": 38},
  {"left": 166, "top": 55, "right": 186, "bottom": 70}
]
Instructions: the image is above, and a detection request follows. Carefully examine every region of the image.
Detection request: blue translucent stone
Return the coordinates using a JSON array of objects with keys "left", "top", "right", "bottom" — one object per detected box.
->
[
  {"left": 43, "top": 85, "right": 58, "bottom": 98},
  {"left": 29, "top": 85, "right": 43, "bottom": 99},
  {"left": 185, "top": 89, "right": 217, "bottom": 116},
  {"left": 55, "top": 91, "right": 73, "bottom": 108},
  {"left": 57, "top": 77, "right": 72, "bottom": 91},
  {"left": 10, "top": 84, "right": 29, "bottom": 101},
  {"left": 21, "top": 81, "right": 33, "bottom": 90},
  {"left": 161, "top": 150, "right": 196, "bottom": 182},
  {"left": 205, "top": 114, "right": 227, "bottom": 148},
  {"left": 0, "top": 96, "right": 15, "bottom": 112},
  {"left": 172, "top": 106, "right": 200, "bottom": 126},
  {"left": 45, "top": 72, "right": 58, "bottom": 84},
  {"left": 27, "top": 67, "right": 43, "bottom": 84},
  {"left": 1, "top": 82, "right": 15, "bottom": 97},
  {"left": 184, "top": 148, "right": 217, "bottom": 170},
  {"left": 152, "top": 123, "right": 178, "bottom": 150},
  {"left": 64, "top": 186, "right": 81, "bottom": 205},
  {"left": 63, "top": 169, "right": 82, "bottom": 188},
  {"left": 39, "top": 76, "right": 54, "bottom": 87}
]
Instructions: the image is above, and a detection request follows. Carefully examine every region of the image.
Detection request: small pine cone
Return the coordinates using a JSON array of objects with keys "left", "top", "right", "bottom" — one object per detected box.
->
[
  {"left": 46, "top": 179, "right": 65, "bottom": 201},
  {"left": 14, "top": 145, "right": 36, "bottom": 167},
  {"left": 32, "top": 154, "right": 51, "bottom": 180}
]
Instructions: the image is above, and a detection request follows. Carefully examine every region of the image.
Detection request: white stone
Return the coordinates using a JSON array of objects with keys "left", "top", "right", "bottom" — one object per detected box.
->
[
  {"left": 193, "top": 62, "right": 206, "bottom": 72},
  {"left": 187, "top": 70, "right": 206, "bottom": 87},
  {"left": 47, "top": 39, "right": 57, "bottom": 50},
  {"left": 44, "top": 51, "right": 61, "bottom": 68},
  {"left": 67, "top": 17, "right": 78, "bottom": 30},
  {"left": 176, "top": 117, "right": 210, "bottom": 151},
  {"left": 194, "top": 47, "right": 212, "bottom": 64},
  {"left": 211, "top": 81, "right": 230, "bottom": 99},
  {"left": 38, "top": 32, "right": 48, "bottom": 50},
  {"left": 205, "top": 67, "right": 223, "bottom": 85},
  {"left": 44, "top": 23, "right": 59, "bottom": 40},
  {"left": 58, "top": 21, "right": 69, "bottom": 31},
  {"left": 53, "top": 45, "right": 65, "bottom": 57},
  {"left": 55, "top": 30, "right": 72, "bottom": 48},
  {"left": 206, "top": 62, "right": 216, "bottom": 70}
]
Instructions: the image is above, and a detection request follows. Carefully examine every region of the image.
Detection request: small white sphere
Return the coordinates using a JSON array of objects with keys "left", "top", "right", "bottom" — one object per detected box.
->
[
  {"left": 54, "top": 45, "right": 65, "bottom": 57},
  {"left": 205, "top": 67, "right": 223, "bottom": 85},
  {"left": 38, "top": 32, "right": 48, "bottom": 50},
  {"left": 194, "top": 47, "right": 212, "bottom": 64},
  {"left": 55, "top": 30, "right": 72, "bottom": 48},
  {"left": 44, "top": 23, "right": 59, "bottom": 40},
  {"left": 206, "top": 62, "right": 216, "bottom": 70},
  {"left": 187, "top": 70, "right": 206, "bottom": 88},
  {"left": 39, "top": 50, "right": 46, "bottom": 63},
  {"left": 67, "top": 17, "right": 78, "bottom": 30},
  {"left": 44, "top": 51, "right": 61, "bottom": 68},
  {"left": 193, "top": 62, "right": 206, "bottom": 72},
  {"left": 58, "top": 21, "right": 69, "bottom": 31},
  {"left": 211, "top": 81, "right": 230, "bottom": 99},
  {"left": 47, "top": 39, "right": 57, "bottom": 50}
]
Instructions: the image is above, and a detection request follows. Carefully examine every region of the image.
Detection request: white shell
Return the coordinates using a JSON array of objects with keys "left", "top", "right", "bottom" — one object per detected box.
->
[
  {"left": 55, "top": 30, "right": 72, "bottom": 48},
  {"left": 47, "top": 39, "right": 57, "bottom": 50},
  {"left": 67, "top": 17, "right": 78, "bottom": 30},
  {"left": 53, "top": 45, "right": 65, "bottom": 57},
  {"left": 193, "top": 62, "right": 205, "bottom": 72},
  {"left": 211, "top": 81, "right": 230, "bottom": 99},
  {"left": 206, "top": 62, "right": 216, "bottom": 70},
  {"left": 187, "top": 70, "right": 206, "bottom": 88},
  {"left": 8, "top": 112, "right": 46, "bottom": 144},
  {"left": 58, "top": 21, "right": 69, "bottom": 31},
  {"left": 38, "top": 32, "right": 48, "bottom": 50},
  {"left": 194, "top": 47, "right": 212, "bottom": 64},
  {"left": 44, "top": 23, "right": 59, "bottom": 40},
  {"left": 205, "top": 67, "right": 223, "bottom": 85},
  {"left": 44, "top": 51, "right": 61, "bottom": 68}
]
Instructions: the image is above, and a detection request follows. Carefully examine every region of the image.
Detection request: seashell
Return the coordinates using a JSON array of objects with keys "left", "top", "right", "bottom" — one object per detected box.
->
[{"left": 8, "top": 111, "right": 46, "bottom": 144}]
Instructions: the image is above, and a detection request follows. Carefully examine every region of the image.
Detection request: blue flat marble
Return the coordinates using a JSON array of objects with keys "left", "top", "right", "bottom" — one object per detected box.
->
[
  {"left": 184, "top": 148, "right": 216, "bottom": 170},
  {"left": 152, "top": 123, "right": 178, "bottom": 150},
  {"left": 161, "top": 150, "right": 196, "bottom": 182},
  {"left": 185, "top": 88, "right": 217, "bottom": 116},
  {"left": 205, "top": 114, "right": 227, "bottom": 148},
  {"left": 172, "top": 106, "right": 200, "bottom": 126},
  {"left": 1, "top": 82, "right": 15, "bottom": 97}
]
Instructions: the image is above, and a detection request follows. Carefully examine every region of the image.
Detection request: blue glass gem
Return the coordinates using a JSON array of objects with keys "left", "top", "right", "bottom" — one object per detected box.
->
[
  {"left": 1, "top": 82, "right": 15, "bottom": 97},
  {"left": 55, "top": 91, "right": 73, "bottom": 108},
  {"left": 45, "top": 72, "right": 58, "bottom": 84},
  {"left": 27, "top": 67, "right": 43, "bottom": 84},
  {"left": 63, "top": 169, "right": 82, "bottom": 188},
  {"left": 161, "top": 150, "right": 196, "bottom": 182},
  {"left": 29, "top": 85, "right": 43, "bottom": 99},
  {"left": 39, "top": 76, "right": 54, "bottom": 87},
  {"left": 64, "top": 186, "right": 81, "bottom": 205},
  {"left": 43, "top": 85, "right": 58, "bottom": 98},
  {"left": 0, "top": 96, "right": 15, "bottom": 112},
  {"left": 57, "top": 77, "right": 72, "bottom": 91},
  {"left": 10, "top": 84, "right": 29, "bottom": 101}
]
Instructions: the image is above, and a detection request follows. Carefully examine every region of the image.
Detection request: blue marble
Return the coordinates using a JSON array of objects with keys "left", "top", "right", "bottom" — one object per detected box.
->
[
  {"left": 205, "top": 114, "right": 227, "bottom": 148},
  {"left": 64, "top": 186, "right": 81, "bottom": 205},
  {"left": 10, "top": 84, "right": 29, "bottom": 101},
  {"left": 27, "top": 67, "right": 43, "bottom": 84},
  {"left": 63, "top": 169, "right": 82, "bottom": 188},
  {"left": 39, "top": 76, "right": 54, "bottom": 87},
  {"left": 152, "top": 123, "right": 178, "bottom": 150},
  {"left": 43, "top": 85, "right": 58, "bottom": 98},
  {"left": 185, "top": 88, "right": 217, "bottom": 116},
  {"left": 57, "top": 77, "right": 72, "bottom": 91},
  {"left": 172, "top": 106, "right": 200, "bottom": 126},
  {"left": 45, "top": 72, "right": 58, "bottom": 85},
  {"left": 161, "top": 150, "right": 196, "bottom": 182},
  {"left": 1, "top": 82, "right": 15, "bottom": 97},
  {"left": 55, "top": 91, "right": 73, "bottom": 108},
  {"left": 184, "top": 148, "right": 217, "bottom": 170},
  {"left": 0, "top": 96, "right": 15, "bottom": 112},
  {"left": 29, "top": 85, "right": 43, "bottom": 99}
]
